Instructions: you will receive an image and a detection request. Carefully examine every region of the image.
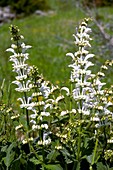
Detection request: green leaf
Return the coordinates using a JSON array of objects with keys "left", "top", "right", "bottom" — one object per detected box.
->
[
  {"left": 87, "top": 154, "right": 93, "bottom": 164},
  {"left": 61, "top": 148, "right": 72, "bottom": 164},
  {"left": 97, "top": 162, "right": 108, "bottom": 170},
  {"left": 29, "top": 157, "right": 41, "bottom": 165},
  {"left": 10, "top": 154, "right": 23, "bottom": 170},
  {"left": 3, "top": 151, "right": 15, "bottom": 168},
  {"left": 44, "top": 164, "right": 63, "bottom": 170},
  {"left": 3, "top": 142, "right": 16, "bottom": 168},
  {"left": 47, "top": 150, "right": 60, "bottom": 161},
  {"left": 1, "top": 145, "right": 8, "bottom": 152},
  {"left": 97, "top": 162, "right": 113, "bottom": 170}
]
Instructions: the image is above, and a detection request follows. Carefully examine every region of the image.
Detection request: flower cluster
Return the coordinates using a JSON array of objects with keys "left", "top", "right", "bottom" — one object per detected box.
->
[
  {"left": 7, "top": 25, "right": 32, "bottom": 93},
  {"left": 7, "top": 26, "right": 64, "bottom": 146},
  {"left": 7, "top": 26, "right": 53, "bottom": 145},
  {"left": 64, "top": 18, "right": 113, "bottom": 127},
  {"left": 65, "top": 19, "right": 95, "bottom": 118}
]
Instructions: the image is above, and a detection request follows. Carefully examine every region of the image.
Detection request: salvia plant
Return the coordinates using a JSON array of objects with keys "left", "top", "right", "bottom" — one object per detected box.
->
[{"left": 0, "top": 18, "right": 113, "bottom": 170}]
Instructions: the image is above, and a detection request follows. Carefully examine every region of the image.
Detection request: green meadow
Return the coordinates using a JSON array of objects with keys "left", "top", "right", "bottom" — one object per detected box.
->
[{"left": 0, "top": 2, "right": 113, "bottom": 95}]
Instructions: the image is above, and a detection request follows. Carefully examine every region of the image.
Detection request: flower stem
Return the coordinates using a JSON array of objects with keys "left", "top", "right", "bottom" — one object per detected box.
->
[{"left": 24, "top": 92, "right": 30, "bottom": 131}]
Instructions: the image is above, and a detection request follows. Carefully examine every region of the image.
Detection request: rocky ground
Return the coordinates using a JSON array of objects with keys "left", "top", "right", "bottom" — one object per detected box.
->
[
  {"left": 0, "top": 6, "right": 55, "bottom": 26},
  {"left": 0, "top": 6, "right": 16, "bottom": 25}
]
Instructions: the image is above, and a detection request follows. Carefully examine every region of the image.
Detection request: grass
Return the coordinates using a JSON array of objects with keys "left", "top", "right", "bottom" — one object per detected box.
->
[
  {"left": 0, "top": 2, "right": 113, "bottom": 101},
  {"left": 0, "top": 6, "right": 84, "bottom": 86}
]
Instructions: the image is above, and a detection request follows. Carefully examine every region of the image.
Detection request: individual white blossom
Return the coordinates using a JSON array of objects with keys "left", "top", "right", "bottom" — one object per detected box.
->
[
  {"left": 41, "top": 124, "right": 48, "bottom": 129},
  {"left": 12, "top": 80, "right": 32, "bottom": 92},
  {"left": 41, "top": 112, "right": 50, "bottom": 116},
  {"left": 22, "top": 137, "right": 33, "bottom": 144},
  {"left": 39, "top": 81, "right": 51, "bottom": 98},
  {"left": 60, "top": 110, "right": 69, "bottom": 116},
  {"left": 15, "top": 124, "right": 23, "bottom": 130},
  {"left": 61, "top": 87, "right": 70, "bottom": 96}
]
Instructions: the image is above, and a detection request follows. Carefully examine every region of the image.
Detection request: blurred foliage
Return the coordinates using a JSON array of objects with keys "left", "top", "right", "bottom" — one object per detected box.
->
[
  {"left": 0, "top": 0, "right": 50, "bottom": 15},
  {"left": 82, "top": 0, "right": 113, "bottom": 7}
]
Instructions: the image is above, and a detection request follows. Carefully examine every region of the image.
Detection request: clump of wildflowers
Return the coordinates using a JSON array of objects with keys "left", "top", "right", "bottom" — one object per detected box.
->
[
  {"left": 6, "top": 19, "right": 113, "bottom": 169},
  {"left": 58, "top": 18, "right": 113, "bottom": 168},
  {"left": 7, "top": 26, "right": 64, "bottom": 147}
]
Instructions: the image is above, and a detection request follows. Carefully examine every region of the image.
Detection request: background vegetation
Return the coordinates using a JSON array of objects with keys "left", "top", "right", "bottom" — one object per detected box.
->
[{"left": 0, "top": 0, "right": 113, "bottom": 100}]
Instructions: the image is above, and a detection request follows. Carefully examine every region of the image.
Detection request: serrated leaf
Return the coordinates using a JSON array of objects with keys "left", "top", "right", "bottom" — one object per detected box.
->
[
  {"left": 97, "top": 162, "right": 113, "bottom": 170},
  {"left": 60, "top": 149, "right": 72, "bottom": 164},
  {"left": 29, "top": 157, "right": 41, "bottom": 165},
  {"left": 3, "top": 142, "right": 16, "bottom": 168},
  {"left": 3, "top": 151, "right": 15, "bottom": 168},
  {"left": 97, "top": 162, "right": 107, "bottom": 170},
  {"left": 47, "top": 150, "right": 60, "bottom": 161},
  {"left": 44, "top": 164, "right": 63, "bottom": 170},
  {"left": 1, "top": 145, "right": 8, "bottom": 152}
]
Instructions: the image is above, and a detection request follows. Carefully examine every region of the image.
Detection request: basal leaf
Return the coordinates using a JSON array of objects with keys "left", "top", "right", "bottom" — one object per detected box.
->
[
  {"left": 3, "top": 142, "right": 16, "bottom": 168},
  {"left": 3, "top": 151, "right": 15, "bottom": 168},
  {"left": 44, "top": 164, "right": 63, "bottom": 170}
]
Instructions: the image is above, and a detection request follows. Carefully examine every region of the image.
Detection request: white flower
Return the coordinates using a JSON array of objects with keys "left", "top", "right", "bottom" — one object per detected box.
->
[
  {"left": 84, "top": 54, "right": 94, "bottom": 62},
  {"left": 43, "top": 138, "right": 51, "bottom": 145},
  {"left": 55, "top": 95, "right": 64, "bottom": 103},
  {"left": 94, "top": 78, "right": 106, "bottom": 91},
  {"left": 15, "top": 75, "right": 27, "bottom": 81},
  {"left": 41, "top": 124, "right": 48, "bottom": 129},
  {"left": 30, "top": 120, "right": 36, "bottom": 125},
  {"left": 41, "top": 112, "right": 50, "bottom": 116},
  {"left": 107, "top": 139, "right": 113, "bottom": 143},
  {"left": 97, "top": 72, "right": 105, "bottom": 77},
  {"left": 55, "top": 145, "right": 62, "bottom": 150},
  {"left": 13, "top": 63, "right": 28, "bottom": 71},
  {"left": 30, "top": 113, "right": 37, "bottom": 119},
  {"left": 15, "top": 124, "right": 23, "bottom": 130},
  {"left": 84, "top": 27, "right": 92, "bottom": 34},
  {"left": 6, "top": 48, "right": 16, "bottom": 54},
  {"left": 66, "top": 52, "right": 75, "bottom": 60},
  {"left": 13, "top": 80, "right": 32, "bottom": 92},
  {"left": 91, "top": 117, "right": 100, "bottom": 122},
  {"left": 21, "top": 43, "right": 32, "bottom": 53},
  {"left": 71, "top": 109, "right": 76, "bottom": 114},
  {"left": 11, "top": 114, "right": 20, "bottom": 119},
  {"left": 32, "top": 124, "right": 38, "bottom": 130},
  {"left": 38, "top": 140, "right": 43, "bottom": 145},
  {"left": 84, "top": 61, "right": 94, "bottom": 70},
  {"left": 17, "top": 97, "right": 34, "bottom": 109},
  {"left": 43, "top": 103, "right": 53, "bottom": 111},
  {"left": 73, "top": 34, "right": 80, "bottom": 44},
  {"left": 11, "top": 44, "right": 17, "bottom": 49},
  {"left": 22, "top": 137, "right": 33, "bottom": 144},
  {"left": 60, "top": 110, "right": 68, "bottom": 116},
  {"left": 39, "top": 81, "right": 50, "bottom": 98},
  {"left": 61, "top": 87, "right": 70, "bottom": 96}
]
